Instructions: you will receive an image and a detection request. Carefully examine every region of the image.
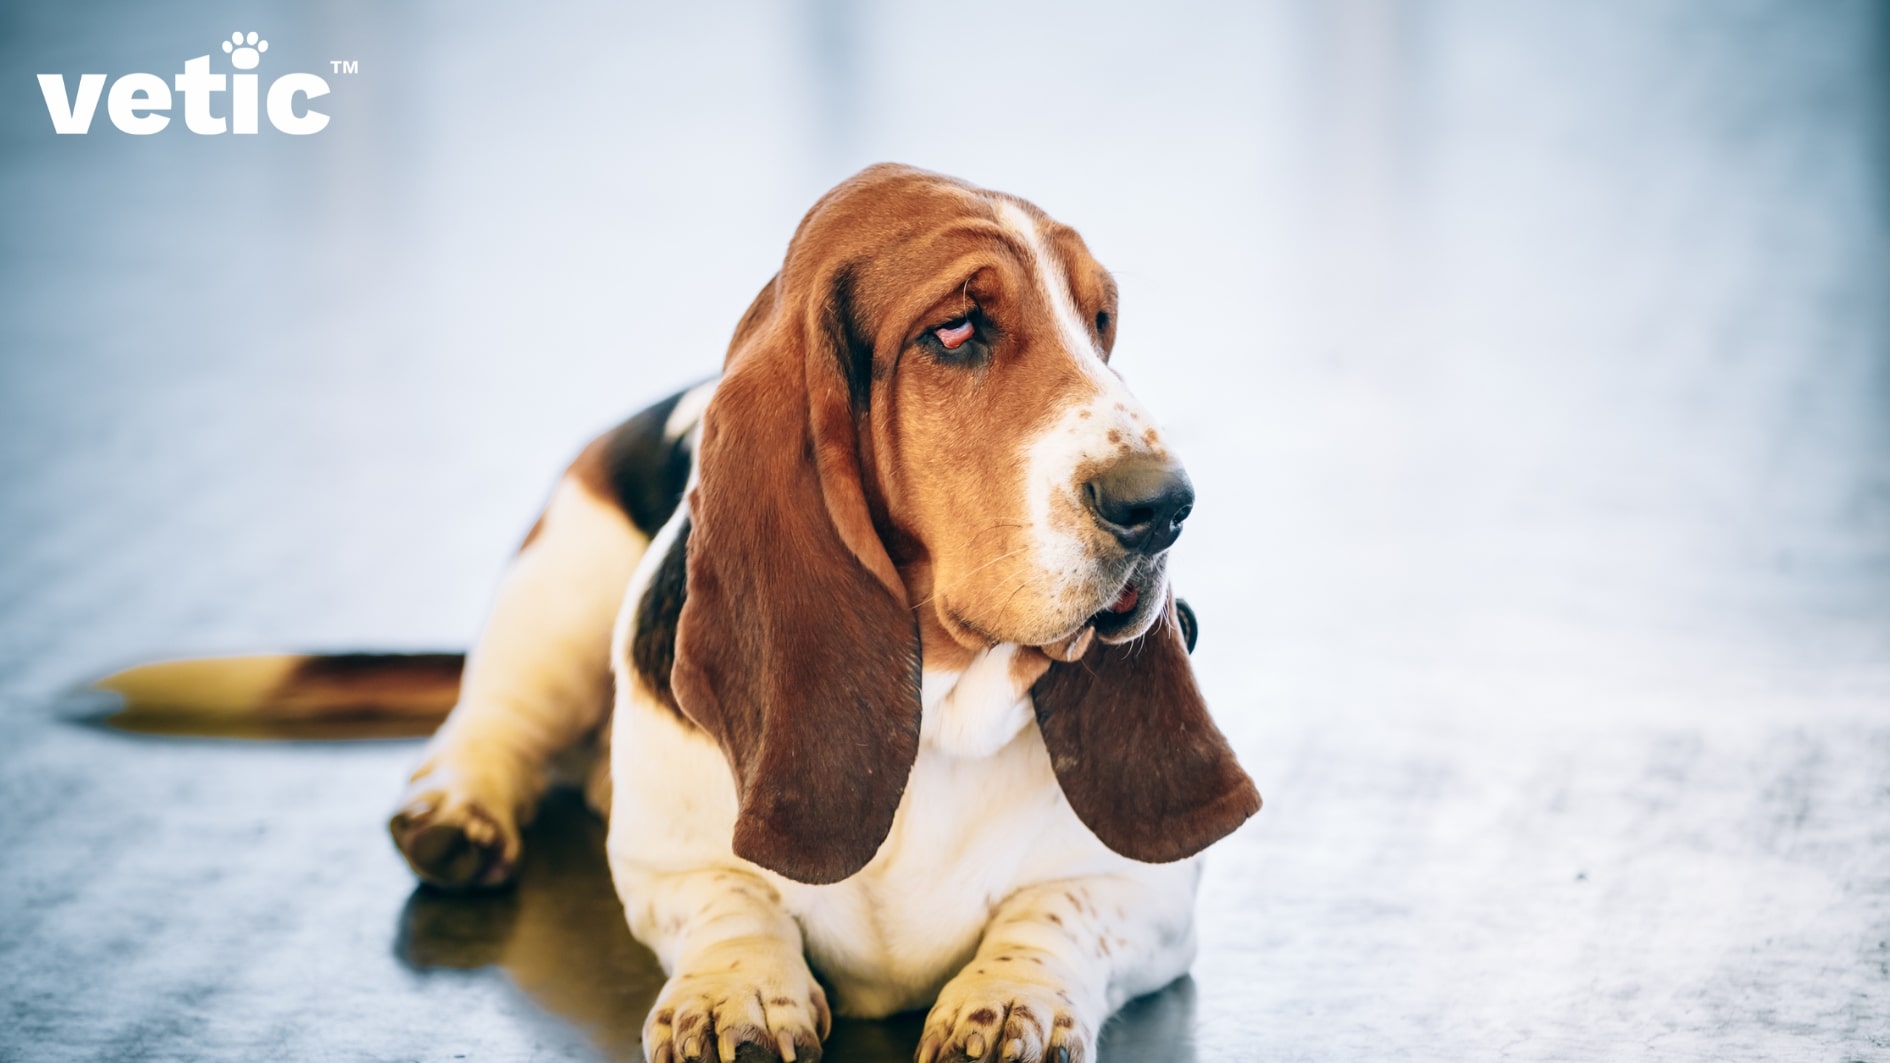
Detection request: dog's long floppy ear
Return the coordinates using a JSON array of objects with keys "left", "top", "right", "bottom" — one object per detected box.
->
[
  {"left": 672, "top": 272, "right": 921, "bottom": 886},
  {"left": 1033, "top": 597, "right": 1260, "bottom": 863}
]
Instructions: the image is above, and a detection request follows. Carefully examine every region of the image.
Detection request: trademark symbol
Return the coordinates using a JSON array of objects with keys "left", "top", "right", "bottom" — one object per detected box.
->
[{"left": 330, "top": 60, "right": 358, "bottom": 74}]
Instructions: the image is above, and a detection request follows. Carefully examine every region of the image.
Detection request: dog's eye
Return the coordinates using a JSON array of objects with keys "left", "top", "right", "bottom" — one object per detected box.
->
[
  {"left": 934, "top": 317, "right": 975, "bottom": 350},
  {"left": 1095, "top": 310, "right": 1111, "bottom": 334}
]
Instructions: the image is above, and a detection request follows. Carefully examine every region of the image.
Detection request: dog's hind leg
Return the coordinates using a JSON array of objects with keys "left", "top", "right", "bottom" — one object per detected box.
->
[
  {"left": 389, "top": 470, "right": 649, "bottom": 889},
  {"left": 388, "top": 384, "right": 709, "bottom": 889}
]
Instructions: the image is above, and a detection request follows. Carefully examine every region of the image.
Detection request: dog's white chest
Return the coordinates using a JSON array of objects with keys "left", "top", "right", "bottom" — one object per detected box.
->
[
  {"left": 786, "top": 718, "right": 1068, "bottom": 1016},
  {"left": 607, "top": 643, "right": 1118, "bottom": 1016},
  {"left": 754, "top": 647, "right": 1053, "bottom": 1014}
]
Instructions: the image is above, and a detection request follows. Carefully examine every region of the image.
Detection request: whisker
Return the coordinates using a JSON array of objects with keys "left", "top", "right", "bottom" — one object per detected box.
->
[
  {"left": 961, "top": 521, "right": 1029, "bottom": 548},
  {"left": 911, "top": 545, "right": 1033, "bottom": 611},
  {"left": 997, "top": 577, "right": 1033, "bottom": 619}
]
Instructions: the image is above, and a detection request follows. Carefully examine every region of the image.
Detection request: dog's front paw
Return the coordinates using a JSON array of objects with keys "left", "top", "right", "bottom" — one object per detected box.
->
[
  {"left": 919, "top": 970, "right": 1094, "bottom": 1063},
  {"left": 388, "top": 777, "right": 520, "bottom": 890},
  {"left": 643, "top": 949, "right": 830, "bottom": 1063}
]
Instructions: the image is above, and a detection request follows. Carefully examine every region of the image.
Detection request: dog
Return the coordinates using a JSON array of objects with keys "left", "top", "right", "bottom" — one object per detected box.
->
[{"left": 104, "top": 164, "right": 1260, "bottom": 1063}]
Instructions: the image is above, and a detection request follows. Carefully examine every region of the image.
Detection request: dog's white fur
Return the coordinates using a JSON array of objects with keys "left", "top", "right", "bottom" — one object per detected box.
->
[{"left": 401, "top": 477, "right": 647, "bottom": 884}]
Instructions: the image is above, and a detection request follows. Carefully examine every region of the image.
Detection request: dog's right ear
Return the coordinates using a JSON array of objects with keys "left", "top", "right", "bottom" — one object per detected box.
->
[
  {"left": 671, "top": 270, "right": 922, "bottom": 886},
  {"left": 1032, "top": 594, "right": 1258, "bottom": 864}
]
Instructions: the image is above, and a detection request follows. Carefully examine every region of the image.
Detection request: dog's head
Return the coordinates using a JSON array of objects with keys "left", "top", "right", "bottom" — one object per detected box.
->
[{"left": 674, "top": 164, "right": 1259, "bottom": 883}]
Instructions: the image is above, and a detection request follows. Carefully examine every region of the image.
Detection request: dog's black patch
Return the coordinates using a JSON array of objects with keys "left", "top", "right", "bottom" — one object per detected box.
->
[
  {"left": 576, "top": 385, "right": 704, "bottom": 537},
  {"left": 630, "top": 515, "right": 691, "bottom": 715}
]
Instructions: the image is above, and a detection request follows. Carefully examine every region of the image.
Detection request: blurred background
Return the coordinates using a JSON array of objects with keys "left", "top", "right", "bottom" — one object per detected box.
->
[{"left": 3, "top": 1, "right": 1887, "bottom": 1060}]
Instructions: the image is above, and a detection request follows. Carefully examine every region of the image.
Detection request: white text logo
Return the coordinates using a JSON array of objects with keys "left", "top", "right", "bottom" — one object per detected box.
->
[{"left": 38, "top": 31, "right": 335, "bottom": 136}]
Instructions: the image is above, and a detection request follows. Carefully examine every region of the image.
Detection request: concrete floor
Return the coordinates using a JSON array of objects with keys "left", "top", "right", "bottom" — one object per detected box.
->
[{"left": 3, "top": 2, "right": 1889, "bottom": 1061}]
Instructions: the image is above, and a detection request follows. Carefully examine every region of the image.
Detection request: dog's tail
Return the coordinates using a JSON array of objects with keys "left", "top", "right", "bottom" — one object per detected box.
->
[{"left": 90, "top": 652, "right": 463, "bottom": 740}]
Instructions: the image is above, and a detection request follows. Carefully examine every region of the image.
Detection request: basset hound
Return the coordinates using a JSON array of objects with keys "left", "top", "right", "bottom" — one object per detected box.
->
[{"left": 116, "top": 163, "right": 1260, "bottom": 1063}]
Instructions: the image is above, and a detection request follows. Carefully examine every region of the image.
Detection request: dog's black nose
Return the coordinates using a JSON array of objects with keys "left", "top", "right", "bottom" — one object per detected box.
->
[{"left": 1084, "top": 458, "right": 1194, "bottom": 556}]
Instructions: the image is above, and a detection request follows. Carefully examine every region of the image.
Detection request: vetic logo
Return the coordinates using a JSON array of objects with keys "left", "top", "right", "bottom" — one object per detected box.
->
[{"left": 38, "top": 31, "right": 336, "bottom": 136}]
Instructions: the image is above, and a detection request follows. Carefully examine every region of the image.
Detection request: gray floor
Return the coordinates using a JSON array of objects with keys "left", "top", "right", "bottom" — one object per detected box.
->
[{"left": 4, "top": 2, "right": 1889, "bottom": 1061}]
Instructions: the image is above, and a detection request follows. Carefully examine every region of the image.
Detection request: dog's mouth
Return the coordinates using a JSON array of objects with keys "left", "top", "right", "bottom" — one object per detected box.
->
[
  {"left": 1040, "top": 559, "right": 1166, "bottom": 661},
  {"left": 1104, "top": 583, "right": 1141, "bottom": 615},
  {"left": 1089, "top": 580, "right": 1143, "bottom": 633},
  {"left": 1089, "top": 562, "right": 1162, "bottom": 641}
]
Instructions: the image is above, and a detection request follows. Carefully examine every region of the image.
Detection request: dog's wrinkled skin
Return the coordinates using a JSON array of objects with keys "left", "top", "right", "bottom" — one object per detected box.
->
[{"left": 389, "top": 165, "right": 1259, "bottom": 1063}]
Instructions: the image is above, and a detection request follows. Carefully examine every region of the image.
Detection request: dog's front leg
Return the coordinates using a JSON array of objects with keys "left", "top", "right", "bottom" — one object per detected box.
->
[
  {"left": 920, "top": 866, "right": 1199, "bottom": 1063},
  {"left": 624, "top": 869, "right": 830, "bottom": 1063}
]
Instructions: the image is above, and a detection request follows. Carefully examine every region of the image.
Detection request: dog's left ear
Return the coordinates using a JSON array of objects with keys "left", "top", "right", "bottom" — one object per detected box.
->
[{"left": 1032, "top": 596, "right": 1260, "bottom": 862}]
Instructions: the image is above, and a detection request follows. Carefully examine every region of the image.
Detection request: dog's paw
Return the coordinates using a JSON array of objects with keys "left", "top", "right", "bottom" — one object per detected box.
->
[
  {"left": 388, "top": 782, "right": 520, "bottom": 890},
  {"left": 918, "top": 971, "right": 1094, "bottom": 1063},
  {"left": 643, "top": 950, "right": 830, "bottom": 1063}
]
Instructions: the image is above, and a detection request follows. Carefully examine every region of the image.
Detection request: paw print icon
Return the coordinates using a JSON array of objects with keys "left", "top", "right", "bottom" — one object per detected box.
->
[{"left": 222, "top": 31, "right": 268, "bottom": 70}]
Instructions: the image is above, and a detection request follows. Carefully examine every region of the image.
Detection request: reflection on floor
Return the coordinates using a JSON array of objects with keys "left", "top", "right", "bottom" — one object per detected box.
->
[
  {"left": 396, "top": 793, "right": 665, "bottom": 1063},
  {"left": 392, "top": 791, "right": 1193, "bottom": 1062}
]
